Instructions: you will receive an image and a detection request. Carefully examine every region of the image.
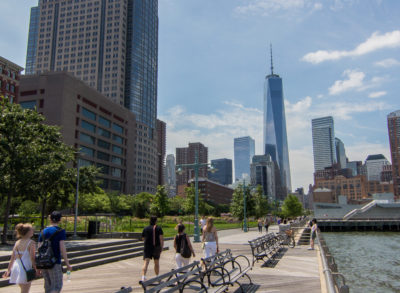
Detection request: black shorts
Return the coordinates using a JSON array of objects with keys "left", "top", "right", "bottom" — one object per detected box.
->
[{"left": 144, "top": 246, "right": 162, "bottom": 260}]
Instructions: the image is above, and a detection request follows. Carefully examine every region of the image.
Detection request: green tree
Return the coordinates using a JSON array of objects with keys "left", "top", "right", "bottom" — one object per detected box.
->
[
  {"left": 150, "top": 185, "right": 170, "bottom": 218},
  {"left": 168, "top": 195, "right": 185, "bottom": 215},
  {"left": 253, "top": 185, "right": 270, "bottom": 219},
  {"left": 79, "top": 190, "right": 111, "bottom": 214},
  {"left": 183, "top": 185, "right": 195, "bottom": 214},
  {"left": 132, "top": 192, "right": 154, "bottom": 218},
  {"left": 281, "top": 194, "right": 303, "bottom": 218},
  {"left": 0, "top": 99, "right": 75, "bottom": 243},
  {"left": 230, "top": 184, "right": 255, "bottom": 220}
]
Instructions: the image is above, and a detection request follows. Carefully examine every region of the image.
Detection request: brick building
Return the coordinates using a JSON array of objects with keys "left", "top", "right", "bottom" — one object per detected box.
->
[
  {"left": 176, "top": 143, "right": 208, "bottom": 186},
  {"left": 388, "top": 110, "right": 400, "bottom": 199},
  {"left": 0, "top": 56, "right": 23, "bottom": 103}
]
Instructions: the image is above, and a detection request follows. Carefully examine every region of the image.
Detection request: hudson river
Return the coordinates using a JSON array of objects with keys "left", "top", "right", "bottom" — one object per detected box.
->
[{"left": 323, "top": 232, "right": 400, "bottom": 293}]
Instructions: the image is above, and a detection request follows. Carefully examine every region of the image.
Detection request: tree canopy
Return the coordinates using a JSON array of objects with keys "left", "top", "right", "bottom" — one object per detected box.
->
[{"left": 281, "top": 194, "right": 303, "bottom": 218}]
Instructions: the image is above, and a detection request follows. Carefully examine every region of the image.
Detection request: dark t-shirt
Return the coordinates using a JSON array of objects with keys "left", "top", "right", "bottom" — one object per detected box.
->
[
  {"left": 142, "top": 225, "right": 163, "bottom": 249},
  {"left": 38, "top": 226, "right": 66, "bottom": 264}
]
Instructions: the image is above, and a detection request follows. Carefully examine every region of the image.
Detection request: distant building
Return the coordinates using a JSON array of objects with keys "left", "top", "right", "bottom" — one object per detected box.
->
[
  {"left": 165, "top": 154, "right": 176, "bottom": 197},
  {"left": 263, "top": 48, "right": 291, "bottom": 192},
  {"left": 25, "top": 6, "right": 39, "bottom": 75},
  {"left": 313, "top": 188, "right": 336, "bottom": 203},
  {"left": 366, "top": 180, "right": 393, "bottom": 196},
  {"left": 365, "top": 154, "right": 390, "bottom": 181},
  {"left": 312, "top": 116, "right": 337, "bottom": 171},
  {"left": 250, "top": 155, "right": 275, "bottom": 200},
  {"left": 208, "top": 158, "right": 232, "bottom": 186},
  {"left": 19, "top": 72, "right": 136, "bottom": 193},
  {"left": 387, "top": 110, "right": 400, "bottom": 199},
  {"left": 314, "top": 175, "right": 367, "bottom": 201},
  {"left": 381, "top": 165, "right": 393, "bottom": 183},
  {"left": 177, "top": 178, "right": 234, "bottom": 205},
  {"left": 156, "top": 120, "right": 166, "bottom": 186},
  {"left": 0, "top": 56, "right": 23, "bottom": 103},
  {"left": 347, "top": 160, "right": 362, "bottom": 177},
  {"left": 335, "top": 137, "right": 347, "bottom": 169},
  {"left": 234, "top": 136, "right": 255, "bottom": 181},
  {"left": 176, "top": 142, "right": 208, "bottom": 186}
]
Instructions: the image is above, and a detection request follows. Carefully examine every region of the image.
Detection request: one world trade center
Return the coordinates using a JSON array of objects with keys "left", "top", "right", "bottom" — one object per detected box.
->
[{"left": 263, "top": 47, "right": 291, "bottom": 194}]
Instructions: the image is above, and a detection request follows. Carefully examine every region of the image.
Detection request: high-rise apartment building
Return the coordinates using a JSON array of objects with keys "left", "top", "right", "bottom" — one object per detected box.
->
[
  {"left": 263, "top": 49, "right": 291, "bottom": 192},
  {"left": 0, "top": 56, "right": 23, "bottom": 103},
  {"left": 234, "top": 136, "right": 255, "bottom": 182},
  {"left": 365, "top": 154, "right": 390, "bottom": 182},
  {"left": 156, "top": 119, "right": 166, "bottom": 185},
  {"left": 388, "top": 110, "right": 400, "bottom": 199},
  {"left": 165, "top": 154, "right": 176, "bottom": 197},
  {"left": 335, "top": 137, "right": 347, "bottom": 169},
  {"left": 176, "top": 142, "right": 208, "bottom": 186},
  {"left": 208, "top": 158, "right": 232, "bottom": 186},
  {"left": 27, "top": 0, "right": 160, "bottom": 193},
  {"left": 312, "top": 116, "right": 337, "bottom": 172},
  {"left": 346, "top": 160, "right": 362, "bottom": 177},
  {"left": 250, "top": 155, "right": 275, "bottom": 200}
]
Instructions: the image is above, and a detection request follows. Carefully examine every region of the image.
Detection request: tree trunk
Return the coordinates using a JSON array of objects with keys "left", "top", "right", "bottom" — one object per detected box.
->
[
  {"left": 40, "top": 198, "right": 47, "bottom": 230},
  {"left": 1, "top": 192, "right": 13, "bottom": 244}
]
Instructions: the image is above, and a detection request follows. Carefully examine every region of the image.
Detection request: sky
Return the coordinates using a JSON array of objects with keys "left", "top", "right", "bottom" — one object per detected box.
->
[{"left": 1, "top": 0, "right": 400, "bottom": 191}]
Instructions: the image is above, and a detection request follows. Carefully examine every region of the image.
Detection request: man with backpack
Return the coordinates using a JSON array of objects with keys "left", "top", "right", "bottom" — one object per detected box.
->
[{"left": 38, "top": 211, "right": 72, "bottom": 293}]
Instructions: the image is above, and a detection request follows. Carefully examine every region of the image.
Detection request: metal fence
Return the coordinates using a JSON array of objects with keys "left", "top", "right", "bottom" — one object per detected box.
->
[{"left": 317, "top": 230, "right": 349, "bottom": 293}]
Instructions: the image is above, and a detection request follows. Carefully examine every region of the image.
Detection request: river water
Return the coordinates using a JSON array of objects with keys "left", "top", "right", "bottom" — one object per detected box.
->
[{"left": 323, "top": 232, "right": 400, "bottom": 293}]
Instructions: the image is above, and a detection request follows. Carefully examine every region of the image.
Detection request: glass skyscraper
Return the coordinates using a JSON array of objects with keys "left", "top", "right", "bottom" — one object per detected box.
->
[
  {"left": 25, "top": 6, "right": 39, "bottom": 75},
  {"left": 312, "top": 116, "right": 337, "bottom": 171},
  {"left": 208, "top": 158, "right": 232, "bottom": 186},
  {"left": 234, "top": 136, "right": 255, "bottom": 182},
  {"left": 263, "top": 57, "right": 291, "bottom": 192}
]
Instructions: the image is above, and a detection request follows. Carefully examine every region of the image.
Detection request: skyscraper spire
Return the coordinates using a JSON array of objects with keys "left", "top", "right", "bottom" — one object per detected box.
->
[{"left": 270, "top": 43, "right": 274, "bottom": 75}]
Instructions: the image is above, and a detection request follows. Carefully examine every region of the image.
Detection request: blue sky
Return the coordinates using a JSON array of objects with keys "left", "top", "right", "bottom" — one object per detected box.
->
[{"left": 2, "top": 0, "right": 400, "bottom": 191}]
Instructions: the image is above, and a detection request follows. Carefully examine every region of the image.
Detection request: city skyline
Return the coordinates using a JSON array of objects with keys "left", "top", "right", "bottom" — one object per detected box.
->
[{"left": 2, "top": 1, "right": 400, "bottom": 190}]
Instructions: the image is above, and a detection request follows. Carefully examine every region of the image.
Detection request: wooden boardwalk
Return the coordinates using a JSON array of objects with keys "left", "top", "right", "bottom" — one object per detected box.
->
[{"left": 0, "top": 227, "right": 322, "bottom": 293}]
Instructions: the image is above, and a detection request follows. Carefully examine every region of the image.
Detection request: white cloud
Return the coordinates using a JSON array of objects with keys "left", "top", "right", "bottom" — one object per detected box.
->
[
  {"left": 302, "top": 30, "right": 400, "bottom": 64},
  {"left": 368, "top": 91, "right": 387, "bottom": 98},
  {"left": 328, "top": 69, "right": 365, "bottom": 95},
  {"left": 374, "top": 58, "right": 400, "bottom": 68},
  {"left": 234, "top": 0, "right": 322, "bottom": 16}
]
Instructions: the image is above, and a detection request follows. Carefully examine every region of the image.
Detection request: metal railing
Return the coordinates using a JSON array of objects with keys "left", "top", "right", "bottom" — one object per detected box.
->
[{"left": 317, "top": 230, "right": 349, "bottom": 293}]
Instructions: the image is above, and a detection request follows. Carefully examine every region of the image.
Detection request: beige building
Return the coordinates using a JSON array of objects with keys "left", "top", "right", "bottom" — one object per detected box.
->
[
  {"left": 0, "top": 56, "right": 23, "bottom": 103},
  {"left": 19, "top": 72, "right": 136, "bottom": 194}
]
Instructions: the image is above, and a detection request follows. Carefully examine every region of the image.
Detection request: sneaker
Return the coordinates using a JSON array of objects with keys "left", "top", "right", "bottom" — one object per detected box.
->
[
  {"left": 141, "top": 276, "right": 147, "bottom": 282},
  {"left": 307, "top": 247, "right": 314, "bottom": 250}
]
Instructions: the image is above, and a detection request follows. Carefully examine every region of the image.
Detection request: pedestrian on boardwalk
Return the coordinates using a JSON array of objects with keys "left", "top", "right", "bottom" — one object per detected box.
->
[
  {"left": 173, "top": 224, "right": 195, "bottom": 268},
  {"left": 3, "top": 223, "right": 36, "bottom": 293},
  {"left": 200, "top": 216, "right": 206, "bottom": 234},
  {"left": 257, "top": 219, "right": 263, "bottom": 233},
  {"left": 308, "top": 219, "right": 318, "bottom": 250},
  {"left": 264, "top": 218, "right": 269, "bottom": 233},
  {"left": 202, "top": 217, "right": 219, "bottom": 258},
  {"left": 39, "top": 211, "right": 72, "bottom": 293},
  {"left": 141, "top": 216, "right": 164, "bottom": 282}
]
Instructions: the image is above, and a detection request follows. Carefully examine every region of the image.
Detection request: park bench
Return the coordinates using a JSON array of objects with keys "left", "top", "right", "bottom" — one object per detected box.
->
[
  {"left": 201, "top": 249, "right": 253, "bottom": 292},
  {"left": 248, "top": 233, "right": 281, "bottom": 266},
  {"left": 139, "top": 261, "right": 228, "bottom": 293}
]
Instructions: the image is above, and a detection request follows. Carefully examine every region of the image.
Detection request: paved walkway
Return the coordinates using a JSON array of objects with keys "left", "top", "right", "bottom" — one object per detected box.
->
[{"left": 0, "top": 226, "right": 322, "bottom": 293}]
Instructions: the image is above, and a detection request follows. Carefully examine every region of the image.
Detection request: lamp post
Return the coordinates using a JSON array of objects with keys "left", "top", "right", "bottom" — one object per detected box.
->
[
  {"left": 73, "top": 155, "right": 81, "bottom": 239},
  {"left": 243, "top": 180, "right": 248, "bottom": 232},
  {"left": 176, "top": 150, "right": 214, "bottom": 242}
]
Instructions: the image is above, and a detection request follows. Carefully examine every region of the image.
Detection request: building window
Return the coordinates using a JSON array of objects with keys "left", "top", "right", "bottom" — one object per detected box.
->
[
  {"left": 80, "top": 132, "right": 95, "bottom": 145},
  {"left": 97, "top": 127, "right": 111, "bottom": 138},
  {"left": 79, "top": 159, "right": 94, "bottom": 166},
  {"left": 99, "top": 116, "right": 111, "bottom": 127},
  {"left": 80, "top": 145, "right": 95, "bottom": 157},
  {"left": 81, "top": 120, "right": 96, "bottom": 133},
  {"left": 110, "top": 180, "right": 121, "bottom": 191},
  {"left": 112, "top": 122, "right": 123, "bottom": 134},
  {"left": 82, "top": 107, "right": 96, "bottom": 121},
  {"left": 111, "top": 167, "right": 122, "bottom": 178},
  {"left": 20, "top": 100, "right": 37, "bottom": 110},
  {"left": 112, "top": 145, "right": 123, "bottom": 155},
  {"left": 97, "top": 151, "right": 110, "bottom": 161},
  {"left": 98, "top": 139, "right": 110, "bottom": 150},
  {"left": 112, "top": 134, "right": 123, "bottom": 144},
  {"left": 97, "top": 163, "right": 109, "bottom": 175},
  {"left": 111, "top": 156, "right": 122, "bottom": 165}
]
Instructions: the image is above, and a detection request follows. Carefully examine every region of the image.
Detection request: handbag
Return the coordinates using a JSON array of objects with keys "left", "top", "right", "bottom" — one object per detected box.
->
[{"left": 17, "top": 248, "right": 36, "bottom": 282}]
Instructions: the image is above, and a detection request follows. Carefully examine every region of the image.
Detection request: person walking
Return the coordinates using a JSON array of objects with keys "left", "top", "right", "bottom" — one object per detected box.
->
[
  {"left": 3, "top": 223, "right": 36, "bottom": 293},
  {"left": 141, "top": 216, "right": 164, "bottom": 282},
  {"left": 200, "top": 216, "right": 206, "bottom": 234},
  {"left": 264, "top": 218, "right": 269, "bottom": 233},
  {"left": 308, "top": 219, "right": 318, "bottom": 250},
  {"left": 202, "top": 217, "right": 219, "bottom": 258},
  {"left": 39, "top": 211, "right": 72, "bottom": 293},
  {"left": 173, "top": 224, "right": 195, "bottom": 268},
  {"left": 257, "top": 219, "right": 263, "bottom": 233}
]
